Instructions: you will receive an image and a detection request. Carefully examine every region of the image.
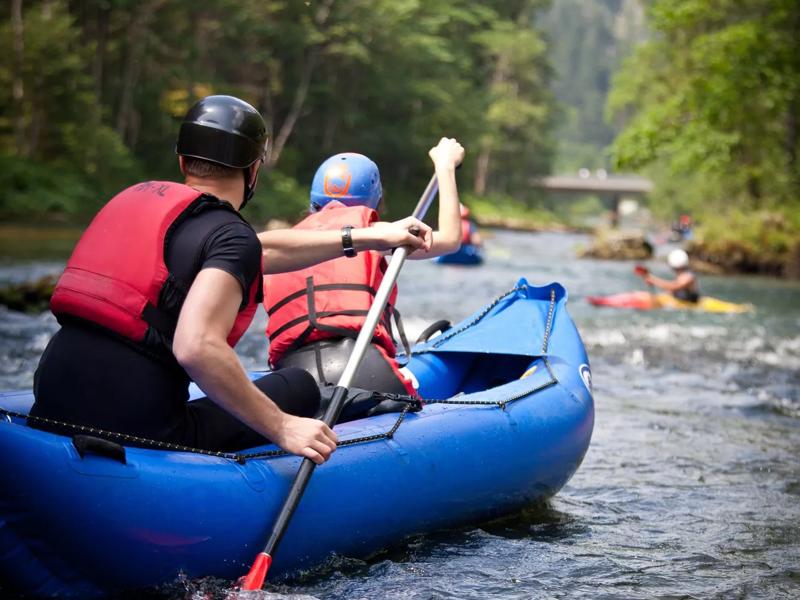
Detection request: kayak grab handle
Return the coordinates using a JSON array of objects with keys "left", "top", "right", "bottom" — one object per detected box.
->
[
  {"left": 72, "top": 435, "right": 127, "bottom": 464},
  {"left": 415, "top": 320, "right": 452, "bottom": 345}
]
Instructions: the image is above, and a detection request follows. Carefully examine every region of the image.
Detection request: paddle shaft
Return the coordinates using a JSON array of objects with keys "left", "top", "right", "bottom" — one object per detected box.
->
[
  {"left": 241, "top": 174, "right": 439, "bottom": 590},
  {"left": 634, "top": 265, "right": 656, "bottom": 295}
]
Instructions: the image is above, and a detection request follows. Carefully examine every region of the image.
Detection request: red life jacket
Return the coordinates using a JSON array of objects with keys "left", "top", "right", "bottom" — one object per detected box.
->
[
  {"left": 460, "top": 218, "right": 472, "bottom": 245},
  {"left": 263, "top": 202, "right": 400, "bottom": 367},
  {"left": 50, "top": 181, "right": 261, "bottom": 348}
]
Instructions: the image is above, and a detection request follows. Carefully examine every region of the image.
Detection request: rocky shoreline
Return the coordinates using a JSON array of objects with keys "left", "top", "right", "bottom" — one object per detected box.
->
[
  {"left": 0, "top": 275, "right": 57, "bottom": 313},
  {"left": 576, "top": 230, "right": 653, "bottom": 261},
  {"left": 687, "top": 239, "right": 800, "bottom": 279},
  {"left": 574, "top": 228, "right": 800, "bottom": 279},
  {"left": 3, "top": 224, "right": 798, "bottom": 314}
]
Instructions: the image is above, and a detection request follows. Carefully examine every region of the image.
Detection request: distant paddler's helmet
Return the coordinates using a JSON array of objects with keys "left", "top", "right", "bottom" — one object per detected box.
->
[
  {"left": 310, "top": 153, "right": 382, "bottom": 212},
  {"left": 176, "top": 95, "right": 268, "bottom": 208},
  {"left": 667, "top": 249, "right": 690, "bottom": 270}
]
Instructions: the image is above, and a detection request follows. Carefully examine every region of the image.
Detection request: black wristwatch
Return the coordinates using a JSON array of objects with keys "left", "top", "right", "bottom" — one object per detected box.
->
[{"left": 341, "top": 225, "right": 357, "bottom": 258}]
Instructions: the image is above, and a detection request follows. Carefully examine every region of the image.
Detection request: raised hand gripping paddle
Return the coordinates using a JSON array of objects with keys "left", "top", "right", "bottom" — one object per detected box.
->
[
  {"left": 238, "top": 174, "right": 440, "bottom": 591},
  {"left": 634, "top": 264, "right": 657, "bottom": 296}
]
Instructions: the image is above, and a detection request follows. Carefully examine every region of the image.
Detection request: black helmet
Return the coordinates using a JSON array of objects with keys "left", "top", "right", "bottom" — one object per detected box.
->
[{"left": 176, "top": 95, "right": 267, "bottom": 168}]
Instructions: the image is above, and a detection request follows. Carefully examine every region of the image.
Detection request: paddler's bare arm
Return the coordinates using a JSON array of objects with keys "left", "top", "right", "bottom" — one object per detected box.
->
[
  {"left": 258, "top": 217, "right": 432, "bottom": 274},
  {"left": 409, "top": 137, "right": 465, "bottom": 260},
  {"left": 644, "top": 271, "right": 695, "bottom": 292},
  {"left": 172, "top": 267, "right": 337, "bottom": 464}
]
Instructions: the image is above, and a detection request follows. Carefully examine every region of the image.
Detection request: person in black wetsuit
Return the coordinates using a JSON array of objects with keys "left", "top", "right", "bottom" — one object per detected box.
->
[
  {"left": 30, "top": 95, "right": 432, "bottom": 460},
  {"left": 637, "top": 248, "right": 701, "bottom": 302}
]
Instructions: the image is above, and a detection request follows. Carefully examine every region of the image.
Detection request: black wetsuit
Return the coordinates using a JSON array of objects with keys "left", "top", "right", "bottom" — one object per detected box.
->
[
  {"left": 30, "top": 202, "right": 319, "bottom": 452},
  {"left": 671, "top": 271, "right": 700, "bottom": 303}
]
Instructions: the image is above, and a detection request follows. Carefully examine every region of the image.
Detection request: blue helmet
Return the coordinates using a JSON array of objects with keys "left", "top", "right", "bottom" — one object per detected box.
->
[{"left": 310, "top": 153, "right": 382, "bottom": 212}]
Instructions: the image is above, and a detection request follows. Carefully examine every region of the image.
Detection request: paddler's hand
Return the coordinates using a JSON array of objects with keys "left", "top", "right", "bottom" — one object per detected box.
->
[
  {"left": 429, "top": 137, "right": 465, "bottom": 171},
  {"left": 357, "top": 217, "right": 433, "bottom": 254},
  {"left": 274, "top": 415, "right": 338, "bottom": 465}
]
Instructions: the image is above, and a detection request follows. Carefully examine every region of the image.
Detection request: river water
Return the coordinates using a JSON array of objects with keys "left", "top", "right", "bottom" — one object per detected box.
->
[{"left": 1, "top": 230, "right": 799, "bottom": 599}]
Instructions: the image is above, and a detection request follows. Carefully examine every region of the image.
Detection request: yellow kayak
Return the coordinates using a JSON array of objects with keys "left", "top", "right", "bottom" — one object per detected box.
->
[
  {"left": 587, "top": 291, "right": 753, "bottom": 314},
  {"left": 655, "top": 294, "right": 753, "bottom": 313}
]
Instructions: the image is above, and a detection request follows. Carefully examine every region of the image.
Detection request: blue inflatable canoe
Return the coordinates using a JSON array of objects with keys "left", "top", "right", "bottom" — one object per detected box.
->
[
  {"left": 434, "top": 243, "right": 484, "bottom": 265},
  {"left": 0, "top": 279, "right": 593, "bottom": 597}
]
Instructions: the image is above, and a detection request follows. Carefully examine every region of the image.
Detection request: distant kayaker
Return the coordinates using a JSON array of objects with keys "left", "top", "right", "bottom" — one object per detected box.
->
[
  {"left": 459, "top": 203, "right": 483, "bottom": 248},
  {"left": 262, "top": 140, "right": 465, "bottom": 396},
  {"left": 637, "top": 249, "right": 700, "bottom": 302},
  {"left": 30, "top": 95, "right": 432, "bottom": 462}
]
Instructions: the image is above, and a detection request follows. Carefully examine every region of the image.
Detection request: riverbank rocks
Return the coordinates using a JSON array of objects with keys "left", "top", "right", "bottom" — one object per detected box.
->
[
  {"left": 474, "top": 215, "right": 580, "bottom": 233},
  {"left": 578, "top": 230, "right": 654, "bottom": 260},
  {"left": 687, "top": 239, "right": 800, "bottom": 278},
  {"left": 0, "top": 275, "right": 57, "bottom": 313}
]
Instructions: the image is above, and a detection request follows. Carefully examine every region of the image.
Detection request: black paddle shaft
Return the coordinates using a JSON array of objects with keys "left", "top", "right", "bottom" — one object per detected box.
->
[{"left": 261, "top": 385, "right": 347, "bottom": 556}]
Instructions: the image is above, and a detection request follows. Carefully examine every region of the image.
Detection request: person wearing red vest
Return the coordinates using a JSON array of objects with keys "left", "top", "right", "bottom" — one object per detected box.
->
[
  {"left": 459, "top": 203, "right": 483, "bottom": 247},
  {"left": 263, "top": 139, "right": 465, "bottom": 398},
  {"left": 31, "top": 96, "right": 432, "bottom": 461}
]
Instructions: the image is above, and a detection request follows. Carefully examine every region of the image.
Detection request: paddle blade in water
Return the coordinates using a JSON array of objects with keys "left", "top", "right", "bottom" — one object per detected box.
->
[
  {"left": 240, "top": 552, "right": 272, "bottom": 591},
  {"left": 634, "top": 265, "right": 648, "bottom": 276}
]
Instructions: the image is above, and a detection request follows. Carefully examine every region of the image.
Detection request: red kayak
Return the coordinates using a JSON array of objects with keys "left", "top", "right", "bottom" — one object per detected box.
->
[
  {"left": 586, "top": 291, "right": 752, "bottom": 314},
  {"left": 587, "top": 291, "right": 655, "bottom": 310}
]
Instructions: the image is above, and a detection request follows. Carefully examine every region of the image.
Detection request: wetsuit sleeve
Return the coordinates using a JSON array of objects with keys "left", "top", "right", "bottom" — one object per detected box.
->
[{"left": 200, "top": 221, "right": 261, "bottom": 308}]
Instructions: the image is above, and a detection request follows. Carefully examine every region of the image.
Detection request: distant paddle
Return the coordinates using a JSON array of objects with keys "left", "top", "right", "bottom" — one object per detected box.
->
[
  {"left": 634, "top": 264, "right": 656, "bottom": 295},
  {"left": 236, "top": 174, "right": 441, "bottom": 593}
]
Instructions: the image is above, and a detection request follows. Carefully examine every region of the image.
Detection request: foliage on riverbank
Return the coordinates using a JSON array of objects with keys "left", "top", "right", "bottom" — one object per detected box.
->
[
  {"left": 607, "top": 0, "right": 800, "bottom": 278},
  {"left": 463, "top": 193, "right": 567, "bottom": 231},
  {"left": 689, "top": 210, "right": 800, "bottom": 278},
  {"left": 1, "top": 0, "right": 556, "bottom": 224}
]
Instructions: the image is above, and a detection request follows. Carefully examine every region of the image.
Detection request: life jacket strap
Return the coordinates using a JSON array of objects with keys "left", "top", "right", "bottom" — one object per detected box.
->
[{"left": 141, "top": 303, "right": 179, "bottom": 337}]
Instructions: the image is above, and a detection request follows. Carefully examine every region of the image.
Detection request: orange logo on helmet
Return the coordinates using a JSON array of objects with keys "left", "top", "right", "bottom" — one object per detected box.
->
[{"left": 323, "top": 165, "right": 352, "bottom": 198}]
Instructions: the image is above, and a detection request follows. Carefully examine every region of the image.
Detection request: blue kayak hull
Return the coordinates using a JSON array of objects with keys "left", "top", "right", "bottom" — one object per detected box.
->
[
  {"left": 0, "top": 281, "right": 593, "bottom": 597},
  {"left": 434, "top": 243, "right": 484, "bottom": 265}
]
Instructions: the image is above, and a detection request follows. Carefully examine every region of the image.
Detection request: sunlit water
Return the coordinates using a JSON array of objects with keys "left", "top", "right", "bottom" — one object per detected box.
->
[{"left": 1, "top": 230, "right": 799, "bottom": 599}]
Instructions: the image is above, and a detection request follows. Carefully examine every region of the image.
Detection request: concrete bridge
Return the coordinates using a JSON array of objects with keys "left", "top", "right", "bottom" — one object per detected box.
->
[
  {"left": 531, "top": 173, "right": 654, "bottom": 227},
  {"left": 531, "top": 174, "right": 654, "bottom": 196}
]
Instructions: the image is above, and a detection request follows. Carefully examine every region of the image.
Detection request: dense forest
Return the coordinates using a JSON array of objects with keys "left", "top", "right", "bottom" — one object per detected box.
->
[
  {"left": 608, "top": 0, "right": 800, "bottom": 275},
  {"left": 1, "top": 0, "right": 798, "bottom": 275},
  {"left": 0, "top": 0, "right": 555, "bottom": 223},
  {"left": 543, "top": 0, "right": 646, "bottom": 172}
]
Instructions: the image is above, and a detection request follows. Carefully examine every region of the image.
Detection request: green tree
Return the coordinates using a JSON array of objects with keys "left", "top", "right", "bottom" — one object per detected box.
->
[
  {"left": 0, "top": 0, "right": 135, "bottom": 215},
  {"left": 542, "top": 0, "right": 647, "bottom": 172},
  {"left": 0, "top": 0, "right": 559, "bottom": 221},
  {"left": 608, "top": 0, "right": 800, "bottom": 210}
]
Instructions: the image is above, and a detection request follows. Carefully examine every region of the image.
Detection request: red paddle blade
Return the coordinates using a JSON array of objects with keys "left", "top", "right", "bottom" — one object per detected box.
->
[
  {"left": 634, "top": 265, "right": 648, "bottom": 276},
  {"left": 240, "top": 552, "right": 272, "bottom": 591}
]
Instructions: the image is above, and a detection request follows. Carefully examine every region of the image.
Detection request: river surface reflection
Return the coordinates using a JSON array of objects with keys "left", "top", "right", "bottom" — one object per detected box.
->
[{"left": 1, "top": 229, "right": 799, "bottom": 599}]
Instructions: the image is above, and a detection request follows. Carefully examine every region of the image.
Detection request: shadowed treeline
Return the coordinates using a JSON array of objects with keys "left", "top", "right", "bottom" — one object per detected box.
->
[
  {"left": 2, "top": 1, "right": 798, "bottom": 276},
  {"left": 606, "top": 0, "right": 800, "bottom": 276},
  {"left": 0, "top": 0, "right": 555, "bottom": 223}
]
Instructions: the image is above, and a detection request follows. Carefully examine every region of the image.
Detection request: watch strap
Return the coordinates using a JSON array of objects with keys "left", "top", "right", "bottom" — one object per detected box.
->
[{"left": 341, "top": 225, "right": 356, "bottom": 258}]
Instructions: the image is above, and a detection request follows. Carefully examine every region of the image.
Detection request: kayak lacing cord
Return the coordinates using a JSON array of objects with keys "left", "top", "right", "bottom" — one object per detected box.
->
[
  {"left": 237, "top": 404, "right": 415, "bottom": 461},
  {"left": 1, "top": 408, "right": 254, "bottom": 463},
  {"left": 412, "top": 286, "right": 559, "bottom": 409},
  {"left": 1, "top": 288, "right": 560, "bottom": 463},
  {"left": 424, "top": 377, "right": 557, "bottom": 410},
  {"left": 541, "top": 287, "right": 557, "bottom": 381},
  {"left": 406, "top": 285, "right": 528, "bottom": 355}
]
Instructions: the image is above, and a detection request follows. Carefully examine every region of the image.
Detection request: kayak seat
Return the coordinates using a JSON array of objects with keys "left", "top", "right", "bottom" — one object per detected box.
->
[
  {"left": 460, "top": 354, "right": 540, "bottom": 395},
  {"left": 409, "top": 352, "right": 538, "bottom": 399}
]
